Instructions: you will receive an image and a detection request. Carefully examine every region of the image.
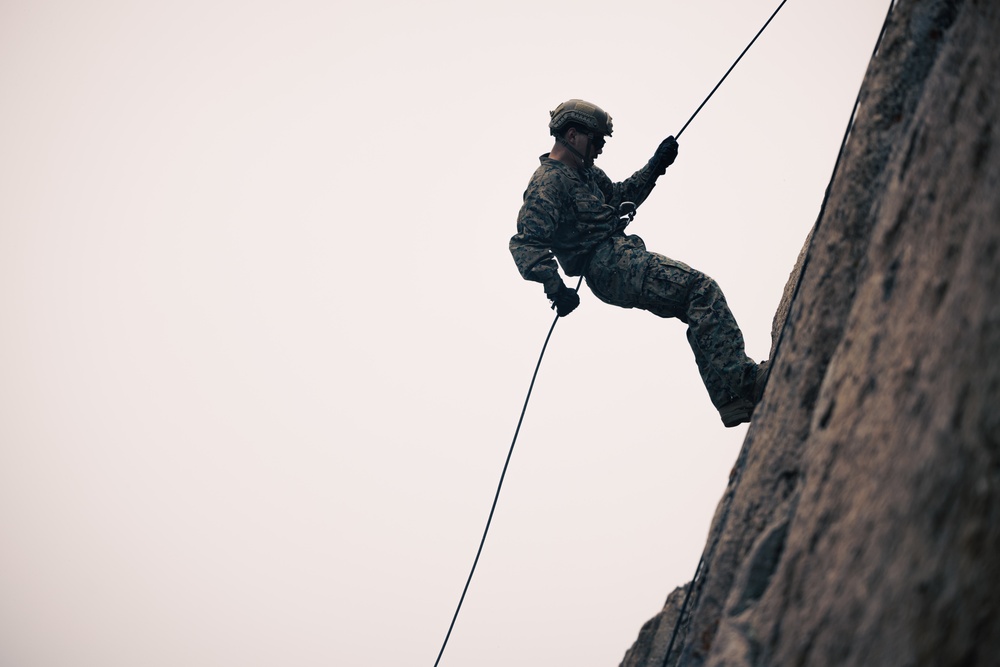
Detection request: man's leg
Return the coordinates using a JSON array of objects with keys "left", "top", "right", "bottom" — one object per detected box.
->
[{"left": 636, "top": 253, "right": 760, "bottom": 417}]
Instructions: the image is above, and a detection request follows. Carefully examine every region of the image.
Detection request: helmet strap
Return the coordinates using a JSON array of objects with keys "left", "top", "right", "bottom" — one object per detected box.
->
[{"left": 556, "top": 132, "right": 594, "bottom": 169}]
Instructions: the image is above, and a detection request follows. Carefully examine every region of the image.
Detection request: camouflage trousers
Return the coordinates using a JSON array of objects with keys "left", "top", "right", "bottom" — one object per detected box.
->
[{"left": 584, "top": 235, "right": 758, "bottom": 410}]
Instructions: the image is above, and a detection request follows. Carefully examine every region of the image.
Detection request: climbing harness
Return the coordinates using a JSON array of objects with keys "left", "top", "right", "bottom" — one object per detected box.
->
[
  {"left": 612, "top": 200, "right": 638, "bottom": 235},
  {"left": 433, "top": 1, "right": 804, "bottom": 664},
  {"left": 658, "top": 2, "right": 897, "bottom": 665}
]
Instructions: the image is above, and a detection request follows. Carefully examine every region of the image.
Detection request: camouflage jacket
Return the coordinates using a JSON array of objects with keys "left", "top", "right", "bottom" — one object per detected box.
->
[{"left": 510, "top": 154, "right": 659, "bottom": 294}]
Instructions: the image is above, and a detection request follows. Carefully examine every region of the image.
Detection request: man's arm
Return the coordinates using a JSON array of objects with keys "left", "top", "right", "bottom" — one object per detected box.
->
[
  {"left": 510, "top": 170, "right": 583, "bottom": 317},
  {"left": 601, "top": 136, "right": 679, "bottom": 209},
  {"left": 510, "top": 176, "right": 566, "bottom": 297}
]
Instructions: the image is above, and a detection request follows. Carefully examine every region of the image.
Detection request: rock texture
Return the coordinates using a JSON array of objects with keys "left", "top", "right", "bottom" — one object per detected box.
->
[{"left": 621, "top": 0, "right": 1000, "bottom": 665}]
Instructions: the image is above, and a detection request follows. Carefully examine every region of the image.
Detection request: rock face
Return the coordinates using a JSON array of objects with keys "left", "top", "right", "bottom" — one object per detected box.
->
[{"left": 621, "top": 1, "right": 1000, "bottom": 665}]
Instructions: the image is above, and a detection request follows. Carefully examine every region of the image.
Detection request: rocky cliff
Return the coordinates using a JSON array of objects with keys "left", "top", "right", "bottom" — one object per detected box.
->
[{"left": 620, "top": 0, "right": 1000, "bottom": 665}]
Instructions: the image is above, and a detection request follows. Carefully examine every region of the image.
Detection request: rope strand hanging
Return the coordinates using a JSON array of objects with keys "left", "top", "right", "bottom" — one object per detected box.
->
[
  {"left": 659, "top": 2, "right": 896, "bottom": 665},
  {"left": 433, "top": 2, "right": 794, "bottom": 664}
]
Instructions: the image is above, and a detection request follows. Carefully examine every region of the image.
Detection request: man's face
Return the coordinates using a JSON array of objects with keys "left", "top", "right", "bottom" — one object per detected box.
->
[
  {"left": 589, "top": 134, "right": 606, "bottom": 162},
  {"left": 569, "top": 128, "right": 605, "bottom": 166}
]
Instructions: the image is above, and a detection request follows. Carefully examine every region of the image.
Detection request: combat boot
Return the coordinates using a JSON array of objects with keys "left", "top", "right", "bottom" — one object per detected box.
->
[
  {"left": 719, "top": 397, "right": 755, "bottom": 427},
  {"left": 754, "top": 359, "right": 770, "bottom": 403},
  {"left": 718, "top": 360, "right": 770, "bottom": 428}
]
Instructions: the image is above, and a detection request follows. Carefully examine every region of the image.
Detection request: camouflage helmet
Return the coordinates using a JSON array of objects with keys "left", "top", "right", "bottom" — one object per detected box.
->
[{"left": 549, "top": 99, "right": 613, "bottom": 137}]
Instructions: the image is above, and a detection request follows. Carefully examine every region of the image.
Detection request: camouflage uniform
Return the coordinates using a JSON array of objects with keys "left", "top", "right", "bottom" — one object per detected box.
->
[{"left": 510, "top": 154, "right": 759, "bottom": 410}]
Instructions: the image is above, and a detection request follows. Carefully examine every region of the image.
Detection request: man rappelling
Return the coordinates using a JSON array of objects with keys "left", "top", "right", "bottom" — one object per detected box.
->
[{"left": 509, "top": 99, "right": 768, "bottom": 427}]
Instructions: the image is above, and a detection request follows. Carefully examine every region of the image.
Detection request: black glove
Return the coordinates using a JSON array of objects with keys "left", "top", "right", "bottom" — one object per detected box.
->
[
  {"left": 652, "top": 136, "right": 679, "bottom": 175},
  {"left": 547, "top": 284, "right": 580, "bottom": 317}
]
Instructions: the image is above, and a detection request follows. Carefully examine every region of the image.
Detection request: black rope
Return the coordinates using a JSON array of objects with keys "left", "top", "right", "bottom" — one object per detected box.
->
[
  {"left": 432, "top": 306, "right": 564, "bottom": 667},
  {"left": 435, "top": 0, "right": 809, "bottom": 662},
  {"left": 659, "top": 2, "right": 896, "bottom": 665},
  {"left": 676, "top": 0, "right": 789, "bottom": 140},
  {"left": 651, "top": 6, "right": 798, "bottom": 665}
]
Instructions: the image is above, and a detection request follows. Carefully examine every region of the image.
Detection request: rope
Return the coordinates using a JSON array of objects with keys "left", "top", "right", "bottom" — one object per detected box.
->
[
  {"left": 675, "top": 0, "right": 789, "bottom": 140},
  {"left": 434, "top": 0, "right": 807, "bottom": 662},
  {"left": 432, "top": 311, "right": 562, "bottom": 667},
  {"left": 658, "top": 2, "right": 897, "bottom": 665}
]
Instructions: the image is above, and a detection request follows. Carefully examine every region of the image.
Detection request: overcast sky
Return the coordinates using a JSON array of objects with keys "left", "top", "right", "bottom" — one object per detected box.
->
[{"left": 1, "top": 1, "right": 892, "bottom": 665}]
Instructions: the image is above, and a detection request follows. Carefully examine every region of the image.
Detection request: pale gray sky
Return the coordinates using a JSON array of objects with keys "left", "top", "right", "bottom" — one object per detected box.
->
[{"left": 1, "top": 1, "right": 890, "bottom": 665}]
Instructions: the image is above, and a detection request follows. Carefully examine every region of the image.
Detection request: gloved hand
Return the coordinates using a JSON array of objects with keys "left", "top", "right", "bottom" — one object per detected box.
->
[
  {"left": 547, "top": 283, "right": 580, "bottom": 317},
  {"left": 652, "top": 136, "right": 679, "bottom": 175}
]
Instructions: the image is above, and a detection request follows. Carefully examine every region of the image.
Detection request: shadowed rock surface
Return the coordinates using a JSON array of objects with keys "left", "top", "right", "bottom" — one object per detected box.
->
[{"left": 620, "top": 0, "right": 1000, "bottom": 665}]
